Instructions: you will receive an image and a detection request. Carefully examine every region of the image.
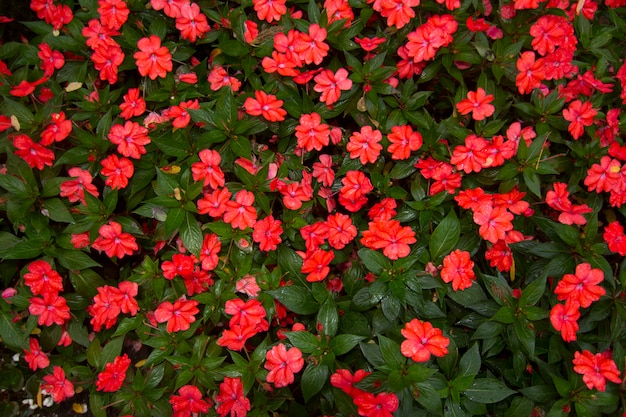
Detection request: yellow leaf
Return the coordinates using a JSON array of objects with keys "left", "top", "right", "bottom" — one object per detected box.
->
[
  {"left": 10, "top": 115, "right": 20, "bottom": 131},
  {"left": 65, "top": 82, "right": 83, "bottom": 92},
  {"left": 135, "top": 359, "right": 147, "bottom": 368},
  {"left": 72, "top": 403, "right": 88, "bottom": 414}
]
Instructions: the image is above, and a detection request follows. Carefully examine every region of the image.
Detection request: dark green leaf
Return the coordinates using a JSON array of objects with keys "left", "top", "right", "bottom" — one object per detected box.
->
[
  {"left": 0, "top": 311, "right": 28, "bottom": 350},
  {"left": 284, "top": 331, "right": 322, "bottom": 354},
  {"left": 329, "top": 334, "right": 365, "bottom": 356},
  {"left": 180, "top": 211, "right": 203, "bottom": 256},
  {"left": 430, "top": 210, "right": 461, "bottom": 262},
  {"left": 463, "top": 378, "right": 516, "bottom": 403},
  {"left": 357, "top": 248, "right": 391, "bottom": 275},
  {"left": 301, "top": 363, "right": 329, "bottom": 402},
  {"left": 267, "top": 285, "right": 318, "bottom": 315},
  {"left": 317, "top": 298, "right": 339, "bottom": 336}
]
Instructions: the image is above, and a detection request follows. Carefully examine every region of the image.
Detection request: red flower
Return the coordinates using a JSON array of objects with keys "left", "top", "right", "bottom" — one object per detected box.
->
[
  {"left": 473, "top": 205, "right": 514, "bottom": 244},
  {"left": 119, "top": 88, "right": 146, "bottom": 120},
  {"left": 12, "top": 134, "right": 55, "bottom": 170},
  {"left": 154, "top": 298, "right": 200, "bottom": 333},
  {"left": 91, "top": 43, "right": 125, "bottom": 84},
  {"left": 164, "top": 99, "right": 200, "bottom": 129},
  {"left": 295, "top": 112, "right": 330, "bottom": 152},
  {"left": 400, "top": 318, "right": 450, "bottom": 362},
  {"left": 208, "top": 66, "right": 242, "bottom": 92},
  {"left": 162, "top": 254, "right": 196, "bottom": 280},
  {"left": 313, "top": 68, "right": 352, "bottom": 106},
  {"left": 29, "top": 293, "right": 71, "bottom": 326},
  {"left": 175, "top": 3, "right": 210, "bottom": 42},
  {"left": 554, "top": 263, "right": 606, "bottom": 308},
  {"left": 572, "top": 350, "right": 622, "bottom": 391},
  {"left": 312, "top": 154, "right": 335, "bottom": 187},
  {"left": 23, "top": 260, "right": 63, "bottom": 296},
  {"left": 253, "top": 0, "right": 286, "bottom": 22},
  {"left": 215, "top": 377, "right": 251, "bottom": 417},
  {"left": 225, "top": 298, "right": 269, "bottom": 332},
  {"left": 253, "top": 215, "right": 283, "bottom": 252},
  {"left": 198, "top": 187, "right": 231, "bottom": 218},
  {"left": 456, "top": 87, "right": 495, "bottom": 121},
  {"left": 549, "top": 301, "right": 580, "bottom": 342},
  {"left": 264, "top": 344, "right": 304, "bottom": 388},
  {"left": 191, "top": 149, "right": 225, "bottom": 189},
  {"left": 150, "top": 0, "right": 187, "bottom": 17},
  {"left": 40, "top": 111, "right": 72, "bottom": 145},
  {"left": 353, "top": 391, "right": 399, "bottom": 417},
  {"left": 60, "top": 167, "right": 100, "bottom": 206},
  {"left": 387, "top": 125, "right": 422, "bottom": 160},
  {"left": 330, "top": 369, "right": 370, "bottom": 396},
  {"left": 562, "top": 100, "right": 597, "bottom": 140},
  {"left": 217, "top": 323, "right": 258, "bottom": 351},
  {"left": 339, "top": 170, "right": 373, "bottom": 212},
  {"left": 107, "top": 121, "right": 151, "bottom": 159},
  {"left": 243, "top": 90, "right": 287, "bottom": 122},
  {"left": 98, "top": 0, "right": 129, "bottom": 30},
  {"left": 295, "top": 24, "right": 329, "bottom": 65},
  {"left": 170, "top": 385, "right": 212, "bottom": 417},
  {"left": 326, "top": 213, "right": 357, "bottom": 250},
  {"left": 37, "top": 43, "right": 64, "bottom": 77},
  {"left": 440, "top": 249, "right": 476, "bottom": 291},
  {"left": 200, "top": 233, "right": 221, "bottom": 271},
  {"left": 604, "top": 221, "right": 626, "bottom": 255},
  {"left": 134, "top": 36, "right": 173, "bottom": 80},
  {"left": 347, "top": 126, "right": 383, "bottom": 165},
  {"left": 96, "top": 354, "right": 131, "bottom": 392},
  {"left": 41, "top": 366, "right": 74, "bottom": 403},
  {"left": 300, "top": 249, "right": 334, "bottom": 282},
  {"left": 92, "top": 221, "right": 138, "bottom": 259},
  {"left": 100, "top": 154, "right": 134, "bottom": 190},
  {"left": 450, "top": 134, "right": 490, "bottom": 173},
  {"left": 223, "top": 190, "right": 257, "bottom": 230},
  {"left": 515, "top": 51, "right": 545, "bottom": 94},
  {"left": 24, "top": 338, "right": 50, "bottom": 371},
  {"left": 484, "top": 240, "right": 513, "bottom": 272},
  {"left": 361, "top": 219, "right": 417, "bottom": 260}
]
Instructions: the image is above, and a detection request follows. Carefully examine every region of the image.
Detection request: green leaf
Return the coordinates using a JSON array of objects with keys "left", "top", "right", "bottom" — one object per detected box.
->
[
  {"left": 284, "top": 331, "right": 322, "bottom": 354},
  {"left": 357, "top": 248, "right": 391, "bottom": 275},
  {"left": 41, "top": 198, "right": 75, "bottom": 223},
  {"left": 164, "top": 207, "right": 185, "bottom": 238},
  {"left": 301, "top": 363, "right": 329, "bottom": 403},
  {"left": 180, "top": 211, "right": 203, "bottom": 256},
  {"left": 56, "top": 249, "right": 102, "bottom": 270},
  {"left": 429, "top": 210, "right": 461, "bottom": 262},
  {"left": 69, "top": 269, "right": 106, "bottom": 297},
  {"left": 0, "top": 311, "right": 28, "bottom": 350},
  {"left": 329, "top": 334, "right": 365, "bottom": 356},
  {"left": 278, "top": 245, "right": 305, "bottom": 281},
  {"left": 378, "top": 335, "right": 405, "bottom": 369},
  {"left": 463, "top": 378, "right": 516, "bottom": 403},
  {"left": 99, "top": 337, "right": 125, "bottom": 371},
  {"left": 317, "top": 298, "right": 339, "bottom": 336},
  {"left": 267, "top": 285, "right": 319, "bottom": 315},
  {"left": 513, "top": 317, "right": 535, "bottom": 357},
  {"left": 89, "top": 391, "right": 108, "bottom": 417},
  {"left": 519, "top": 275, "right": 547, "bottom": 307},
  {"left": 504, "top": 396, "right": 534, "bottom": 417},
  {"left": 457, "top": 343, "right": 480, "bottom": 378}
]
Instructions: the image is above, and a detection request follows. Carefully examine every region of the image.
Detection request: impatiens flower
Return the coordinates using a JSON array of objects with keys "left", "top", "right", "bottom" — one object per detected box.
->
[
  {"left": 215, "top": 377, "right": 251, "bottom": 417},
  {"left": 450, "top": 134, "right": 490, "bottom": 173},
  {"left": 60, "top": 167, "right": 100, "bottom": 206},
  {"left": 98, "top": 0, "right": 129, "bottom": 31},
  {"left": 456, "top": 87, "right": 495, "bottom": 121},
  {"left": 253, "top": 0, "right": 286, "bottom": 22},
  {"left": 154, "top": 298, "right": 200, "bottom": 333},
  {"left": 92, "top": 221, "right": 138, "bottom": 259},
  {"left": 400, "top": 319, "right": 450, "bottom": 362},
  {"left": 295, "top": 112, "right": 330, "bottom": 152},
  {"left": 40, "top": 112, "right": 72, "bottom": 145},
  {"left": 387, "top": 125, "right": 423, "bottom": 160},
  {"left": 473, "top": 205, "right": 514, "bottom": 244},
  {"left": 24, "top": 338, "right": 50, "bottom": 371},
  {"left": 330, "top": 369, "right": 370, "bottom": 396},
  {"left": 360, "top": 219, "right": 416, "bottom": 260},
  {"left": 549, "top": 301, "right": 580, "bottom": 342},
  {"left": 208, "top": 66, "right": 242, "bottom": 92},
  {"left": 191, "top": 149, "right": 225, "bottom": 189},
  {"left": 37, "top": 43, "right": 64, "bottom": 77},
  {"left": 100, "top": 154, "right": 134, "bottom": 190},
  {"left": 353, "top": 391, "right": 399, "bottom": 417},
  {"left": 96, "top": 354, "right": 131, "bottom": 392},
  {"left": 134, "top": 36, "right": 173, "bottom": 80},
  {"left": 119, "top": 88, "right": 146, "bottom": 120},
  {"left": 223, "top": 190, "right": 257, "bottom": 230},
  {"left": 150, "top": 0, "right": 187, "bottom": 17},
  {"left": 236, "top": 275, "right": 261, "bottom": 297},
  {"left": 572, "top": 350, "right": 622, "bottom": 392},
  {"left": 252, "top": 215, "right": 283, "bottom": 252},
  {"left": 515, "top": 51, "right": 545, "bottom": 94},
  {"left": 12, "top": 134, "right": 55, "bottom": 170},
  {"left": 107, "top": 121, "right": 151, "bottom": 159},
  {"left": 175, "top": 3, "right": 210, "bottom": 43},
  {"left": 225, "top": 298, "right": 269, "bottom": 332},
  {"left": 326, "top": 213, "right": 357, "bottom": 250},
  {"left": 562, "top": 100, "right": 597, "bottom": 140},
  {"left": 41, "top": 366, "right": 74, "bottom": 403},
  {"left": 23, "top": 260, "right": 63, "bottom": 296},
  {"left": 169, "top": 385, "right": 212, "bottom": 417},
  {"left": 243, "top": 90, "right": 287, "bottom": 122},
  {"left": 604, "top": 221, "right": 626, "bottom": 255},
  {"left": 295, "top": 24, "right": 329, "bottom": 65},
  {"left": 91, "top": 43, "right": 125, "bottom": 84},
  {"left": 554, "top": 263, "right": 605, "bottom": 308},
  {"left": 313, "top": 68, "right": 353, "bottom": 106},
  {"left": 347, "top": 126, "right": 383, "bottom": 165},
  {"left": 164, "top": 99, "right": 200, "bottom": 129},
  {"left": 440, "top": 249, "right": 476, "bottom": 291},
  {"left": 29, "top": 293, "right": 71, "bottom": 326},
  {"left": 300, "top": 249, "right": 334, "bottom": 282},
  {"left": 264, "top": 344, "right": 304, "bottom": 388}
]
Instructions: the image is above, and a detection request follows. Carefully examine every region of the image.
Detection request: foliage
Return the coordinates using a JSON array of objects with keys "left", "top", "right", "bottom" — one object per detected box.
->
[{"left": 0, "top": 0, "right": 625, "bottom": 416}]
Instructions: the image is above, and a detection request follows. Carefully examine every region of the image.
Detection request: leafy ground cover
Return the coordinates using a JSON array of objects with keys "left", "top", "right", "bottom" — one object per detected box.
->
[{"left": 0, "top": 0, "right": 625, "bottom": 416}]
